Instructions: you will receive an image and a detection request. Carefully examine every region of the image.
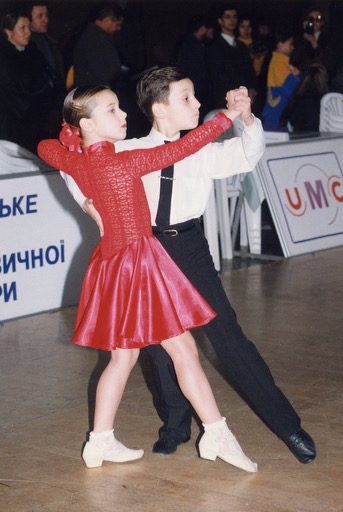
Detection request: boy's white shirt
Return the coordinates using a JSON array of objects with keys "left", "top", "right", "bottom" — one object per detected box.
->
[{"left": 61, "top": 117, "right": 265, "bottom": 226}]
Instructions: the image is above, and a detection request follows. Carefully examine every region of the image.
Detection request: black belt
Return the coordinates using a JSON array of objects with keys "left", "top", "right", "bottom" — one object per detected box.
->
[{"left": 152, "top": 219, "right": 199, "bottom": 236}]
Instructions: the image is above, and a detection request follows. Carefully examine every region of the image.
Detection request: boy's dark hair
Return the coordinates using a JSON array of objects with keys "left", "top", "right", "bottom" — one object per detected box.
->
[{"left": 136, "top": 66, "right": 188, "bottom": 122}]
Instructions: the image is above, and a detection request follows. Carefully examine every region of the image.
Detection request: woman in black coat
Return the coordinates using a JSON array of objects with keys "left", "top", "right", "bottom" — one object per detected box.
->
[{"left": 0, "top": 5, "right": 52, "bottom": 152}]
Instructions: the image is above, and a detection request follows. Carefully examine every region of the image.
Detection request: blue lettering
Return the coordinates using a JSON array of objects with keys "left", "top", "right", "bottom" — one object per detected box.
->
[
  {"left": 0, "top": 281, "right": 17, "bottom": 302},
  {"left": 0, "top": 199, "right": 11, "bottom": 217},
  {"left": 0, "top": 194, "right": 38, "bottom": 217},
  {"left": 45, "top": 246, "right": 59, "bottom": 265},
  {"left": 17, "top": 251, "right": 30, "bottom": 269},
  {"left": 1, "top": 254, "right": 16, "bottom": 274},
  {"left": 26, "top": 194, "right": 38, "bottom": 214},
  {"left": 30, "top": 249, "right": 44, "bottom": 268},
  {"left": 12, "top": 196, "right": 24, "bottom": 216}
]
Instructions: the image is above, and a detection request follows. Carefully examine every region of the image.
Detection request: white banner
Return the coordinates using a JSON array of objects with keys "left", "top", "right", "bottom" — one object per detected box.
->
[
  {"left": 257, "top": 135, "right": 343, "bottom": 256},
  {"left": 1, "top": 171, "right": 99, "bottom": 321}
]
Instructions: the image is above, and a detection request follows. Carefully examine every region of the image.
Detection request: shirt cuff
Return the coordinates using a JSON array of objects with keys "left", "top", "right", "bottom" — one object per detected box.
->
[{"left": 243, "top": 115, "right": 261, "bottom": 131}]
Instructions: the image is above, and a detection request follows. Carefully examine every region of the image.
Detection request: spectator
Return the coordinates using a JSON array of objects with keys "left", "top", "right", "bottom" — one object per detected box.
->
[
  {"left": 262, "top": 30, "right": 301, "bottom": 131},
  {"left": 204, "top": 22, "right": 215, "bottom": 42},
  {"left": 176, "top": 15, "right": 213, "bottom": 120},
  {"left": 256, "top": 19, "right": 275, "bottom": 55},
  {"left": 73, "top": 3, "right": 124, "bottom": 89},
  {"left": 280, "top": 60, "right": 329, "bottom": 133},
  {"left": 236, "top": 14, "right": 271, "bottom": 116},
  {"left": 292, "top": 6, "right": 330, "bottom": 72},
  {"left": 237, "top": 15, "right": 268, "bottom": 78},
  {"left": 29, "top": 2, "right": 65, "bottom": 89},
  {"left": 0, "top": 5, "right": 52, "bottom": 152},
  {"left": 321, "top": 1, "right": 343, "bottom": 91},
  {"left": 206, "top": 3, "right": 258, "bottom": 111},
  {"left": 236, "top": 16, "right": 255, "bottom": 58},
  {"left": 249, "top": 19, "right": 276, "bottom": 116},
  {"left": 29, "top": 1, "right": 66, "bottom": 137},
  {"left": 73, "top": 3, "right": 144, "bottom": 138},
  {"left": 114, "top": 2, "right": 147, "bottom": 76}
]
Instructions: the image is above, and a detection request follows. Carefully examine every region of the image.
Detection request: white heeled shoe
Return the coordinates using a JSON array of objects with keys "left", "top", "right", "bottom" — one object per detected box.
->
[
  {"left": 198, "top": 417, "right": 258, "bottom": 473},
  {"left": 82, "top": 429, "right": 144, "bottom": 468}
]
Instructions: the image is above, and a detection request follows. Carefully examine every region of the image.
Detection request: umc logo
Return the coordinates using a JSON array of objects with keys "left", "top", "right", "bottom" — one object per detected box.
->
[{"left": 283, "top": 163, "right": 343, "bottom": 225}]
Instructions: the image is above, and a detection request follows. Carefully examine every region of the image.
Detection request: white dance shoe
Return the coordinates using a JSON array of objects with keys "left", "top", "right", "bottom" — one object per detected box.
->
[
  {"left": 198, "top": 417, "right": 258, "bottom": 473},
  {"left": 82, "top": 429, "right": 144, "bottom": 468}
]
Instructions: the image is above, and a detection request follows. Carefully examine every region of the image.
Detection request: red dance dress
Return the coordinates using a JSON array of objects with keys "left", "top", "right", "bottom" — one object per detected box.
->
[{"left": 38, "top": 113, "right": 232, "bottom": 350}]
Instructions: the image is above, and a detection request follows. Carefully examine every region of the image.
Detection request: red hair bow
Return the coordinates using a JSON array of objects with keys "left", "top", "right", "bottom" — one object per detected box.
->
[{"left": 59, "top": 122, "right": 82, "bottom": 153}]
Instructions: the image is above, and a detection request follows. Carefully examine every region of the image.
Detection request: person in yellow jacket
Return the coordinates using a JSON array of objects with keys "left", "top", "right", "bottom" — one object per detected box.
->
[{"left": 262, "top": 31, "right": 301, "bottom": 131}]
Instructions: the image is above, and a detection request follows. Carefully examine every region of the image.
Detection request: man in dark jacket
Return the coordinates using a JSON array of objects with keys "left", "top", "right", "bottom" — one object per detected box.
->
[
  {"left": 73, "top": 4, "right": 146, "bottom": 138},
  {"left": 176, "top": 15, "right": 214, "bottom": 121},
  {"left": 206, "top": 3, "right": 257, "bottom": 110},
  {"left": 29, "top": 2, "right": 66, "bottom": 90},
  {"left": 29, "top": 2, "right": 66, "bottom": 138},
  {"left": 73, "top": 4, "right": 124, "bottom": 89}
]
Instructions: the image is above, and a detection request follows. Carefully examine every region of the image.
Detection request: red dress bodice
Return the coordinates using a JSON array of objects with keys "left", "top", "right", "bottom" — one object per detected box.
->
[{"left": 38, "top": 113, "right": 231, "bottom": 259}]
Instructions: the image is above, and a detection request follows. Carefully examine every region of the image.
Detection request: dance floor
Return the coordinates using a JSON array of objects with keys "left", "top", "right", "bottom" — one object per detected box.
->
[{"left": 1, "top": 246, "right": 342, "bottom": 511}]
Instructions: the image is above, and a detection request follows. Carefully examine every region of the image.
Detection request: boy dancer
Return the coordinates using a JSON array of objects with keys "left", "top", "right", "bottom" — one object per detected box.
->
[{"left": 63, "top": 67, "right": 316, "bottom": 464}]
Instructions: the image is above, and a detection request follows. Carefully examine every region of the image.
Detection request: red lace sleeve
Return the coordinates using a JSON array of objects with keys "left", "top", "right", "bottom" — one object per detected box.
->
[
  {"left": 38, "top": 139, "right": 82, "bottom": 175},
  {"left": 116, "top": 112, "right": 232, "bottom": 177},
  {"left": 38, "top": 112, "right": 232, "bottom": 178}
]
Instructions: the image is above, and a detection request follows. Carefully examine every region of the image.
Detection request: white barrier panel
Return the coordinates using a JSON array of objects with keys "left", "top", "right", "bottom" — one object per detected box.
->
[
  {"left": 257, "top": 135, "right": 343, "bottom": 256},
  {"left": 0, "top": 171, "right": 99, "bottom": 321}
]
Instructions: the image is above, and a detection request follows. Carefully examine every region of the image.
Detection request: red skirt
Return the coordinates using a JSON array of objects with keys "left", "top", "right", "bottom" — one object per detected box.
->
[{"left": 72, "top": 235, "right": 216, "bottom": 350}]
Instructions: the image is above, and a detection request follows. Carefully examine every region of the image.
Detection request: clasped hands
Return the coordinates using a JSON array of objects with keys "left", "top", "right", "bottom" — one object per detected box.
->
[{"left": 225, "top": 86, "right": 254, "bottom": 127}]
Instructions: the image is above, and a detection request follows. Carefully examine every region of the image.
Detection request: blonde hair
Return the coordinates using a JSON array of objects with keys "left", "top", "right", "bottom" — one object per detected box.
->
[{"left": 63, "top": 85, "right": 111, "bottom": 129}]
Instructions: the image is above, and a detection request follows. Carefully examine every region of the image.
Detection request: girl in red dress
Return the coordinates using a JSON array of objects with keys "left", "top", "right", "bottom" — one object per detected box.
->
[{"left": 38, "top": 84, "right": 257, "bottom": 472}]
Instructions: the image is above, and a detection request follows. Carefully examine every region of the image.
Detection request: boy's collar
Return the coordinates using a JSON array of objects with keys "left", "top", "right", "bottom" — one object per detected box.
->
[{"left": 150, "top": 127, "right": 180, "bottom": 142}]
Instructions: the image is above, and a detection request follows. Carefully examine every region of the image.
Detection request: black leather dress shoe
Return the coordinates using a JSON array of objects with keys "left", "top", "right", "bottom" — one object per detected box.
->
[
  {"left": 152, "top": 436, "right": 191, "bottom": 455},
  {"left": 284, "top": 428, "right": 316, "bottom": 464}
]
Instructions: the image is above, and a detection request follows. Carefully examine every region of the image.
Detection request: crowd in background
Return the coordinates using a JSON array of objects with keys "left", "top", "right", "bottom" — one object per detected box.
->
[{"left": 1, "top": 1, "right": 343, "bottom": 153}]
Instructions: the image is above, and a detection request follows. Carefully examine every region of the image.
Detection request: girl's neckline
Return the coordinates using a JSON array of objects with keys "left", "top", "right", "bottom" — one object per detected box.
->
[{"left": 82, "top": 140, "right": 115, "bottom": 155}]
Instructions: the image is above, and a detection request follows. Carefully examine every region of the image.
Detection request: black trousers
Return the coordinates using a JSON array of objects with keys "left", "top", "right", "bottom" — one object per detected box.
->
[{"left": 145, "top": 220, "right": 301, "bottom": 442}]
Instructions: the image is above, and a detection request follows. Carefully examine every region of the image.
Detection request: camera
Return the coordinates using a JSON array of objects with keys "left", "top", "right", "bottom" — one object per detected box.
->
[{"left": 305, "top": 16, "right": 315, "bottom": 35}]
